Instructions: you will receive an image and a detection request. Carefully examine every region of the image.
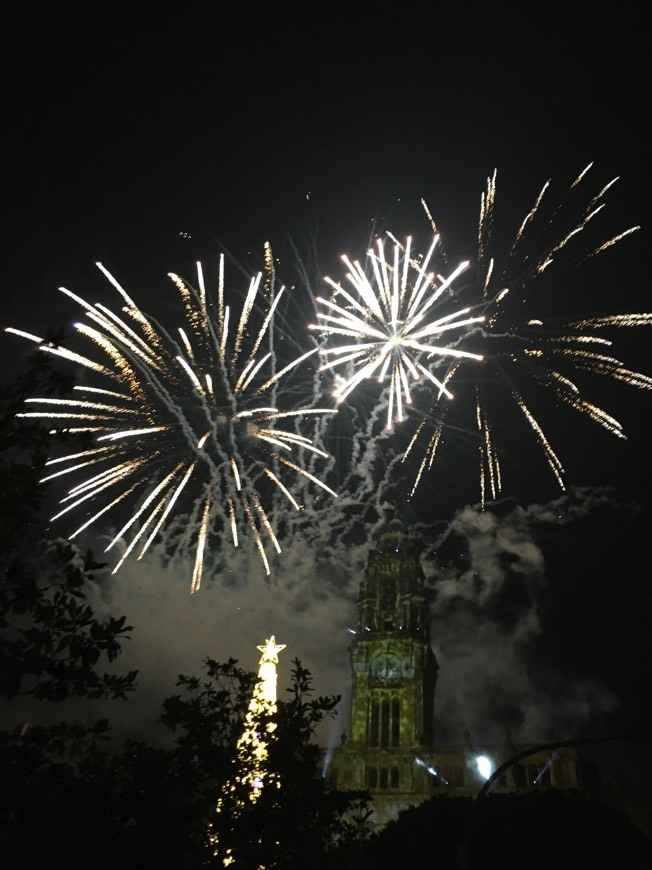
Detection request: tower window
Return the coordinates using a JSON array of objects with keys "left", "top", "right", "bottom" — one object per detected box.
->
[
  {"left": 370, "top": 701, "right": 379, "bottom": 747},
  {"left": 369, "top": 694, "right": 400, "bottom": 748},
  {"left": 380, "top": 699, "right": 390, "bottom": 747},
  {"left": 368, "top": 767, "right": 378, "bottom": 789},
  {"left": 380, "top": 578, "right": 396, "bottom": 611},
  {"left": 379, "top": 767, "right": 388, "bottom": 788},
  {"left": 391, "top": 698, "right": 400, "bottom": 746},
  {"left": 390, "top": 767, "right": 399, "bottom": 788}
]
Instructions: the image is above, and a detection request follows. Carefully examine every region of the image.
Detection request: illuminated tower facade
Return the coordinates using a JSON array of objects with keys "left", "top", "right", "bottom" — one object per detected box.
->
[
  {"left": 330, "top": 519, "right": 439, "bottom": 820},
  {"left": 328, "top": 522, "right": 581, "bottom": 826}
]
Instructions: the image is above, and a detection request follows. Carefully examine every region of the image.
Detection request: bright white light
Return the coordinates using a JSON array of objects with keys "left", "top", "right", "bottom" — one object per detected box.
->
[
  {"left": 476, "top": 755, "right": 492, "bottom": 780},
  {"left": 311, "top": 236, "right": 482, "bottom": 429}
]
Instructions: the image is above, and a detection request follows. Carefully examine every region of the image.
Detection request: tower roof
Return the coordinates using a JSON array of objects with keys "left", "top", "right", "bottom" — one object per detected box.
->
[
  {"left": 375, "top": 515, "right": 424, "bottom": 559},
  {"left": 375, "top": 516, "right": 407, "bottom": 553}
]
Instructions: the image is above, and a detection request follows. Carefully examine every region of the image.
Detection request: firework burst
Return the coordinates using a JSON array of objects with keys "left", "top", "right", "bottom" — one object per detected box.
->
[
  {"left": 309, "top": 236, "right": 485, "bottom": 429},
  {"left": 7, "top": 250, "right": 336, "bottom": 590},
  {"left": 407, "top": 164, "right": 652, "bottom": 504}
]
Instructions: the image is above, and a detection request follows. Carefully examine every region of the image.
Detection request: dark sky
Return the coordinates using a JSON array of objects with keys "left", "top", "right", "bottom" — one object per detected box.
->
[{"left": 2, "top": 3, "right": 651, "bottom": 778}]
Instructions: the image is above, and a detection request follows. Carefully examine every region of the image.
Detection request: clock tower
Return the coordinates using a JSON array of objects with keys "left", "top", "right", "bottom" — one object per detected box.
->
[
  {"left": 328, "top": 520, "right": 583, "bottom": 826},
  {"left": 329, "top": 518, "right": 439, "bottom": 819}
]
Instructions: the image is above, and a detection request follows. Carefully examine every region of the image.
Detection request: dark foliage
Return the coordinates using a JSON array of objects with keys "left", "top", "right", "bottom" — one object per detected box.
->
[
  {"left": 0, "top": 350, "right": 139, "bottom": 865},
  {"left": 0, "top": 332, "right": 79, "bottom": 553},
  {"left": 203, "top": 658, "right": 371, "bottom": 869},
  {"left": 341, "top": 790, "right": 652, "bottom": 870},
  {"left": 1, "top": 350, "right": 137, "bottom": 702},
  {"left": 0, "top": 658, "right": 370, "bottom": 869},
  {"left": 1, "top": 539, "right": 137, "bottom": 701}
]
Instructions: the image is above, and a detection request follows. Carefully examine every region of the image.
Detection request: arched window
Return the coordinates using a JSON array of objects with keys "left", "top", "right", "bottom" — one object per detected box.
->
[
  {"left": 369, "top": 694, "right": 400, "bottom": 748},
  {"left": 391, "top": 698, "right": 400, "bottom": 746},
  {"left": 380, "top": 699, "right": 390, "bottom": 747},
  {"left": 370, "top": 700, "right": 379, "bottom": 747}
]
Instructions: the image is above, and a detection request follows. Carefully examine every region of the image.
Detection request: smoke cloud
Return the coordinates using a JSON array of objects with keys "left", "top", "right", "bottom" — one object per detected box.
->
[
  {"left": 420, "top": 487, "right": 620, "bottom": 742},
  {"left": 3, "top": 485, "right": 626, "bottom": 754}
]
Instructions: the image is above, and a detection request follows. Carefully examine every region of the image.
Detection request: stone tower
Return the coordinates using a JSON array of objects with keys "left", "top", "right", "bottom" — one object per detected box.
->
[
  {"left": 328, "top": 520, "right": 582, "bottom": 826},
  {"left": 329, "top": 518, "right": 439, "bottom": 820}
]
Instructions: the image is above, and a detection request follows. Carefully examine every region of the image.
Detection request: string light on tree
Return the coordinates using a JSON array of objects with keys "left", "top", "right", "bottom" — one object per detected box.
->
[{"left": 208, "top": 636, "right": 286, "bottom": 866}]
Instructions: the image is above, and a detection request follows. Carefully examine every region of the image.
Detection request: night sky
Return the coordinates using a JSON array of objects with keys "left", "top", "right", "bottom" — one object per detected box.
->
[{"left": 2, "top": 4, "right": 651, "bottom": 781}]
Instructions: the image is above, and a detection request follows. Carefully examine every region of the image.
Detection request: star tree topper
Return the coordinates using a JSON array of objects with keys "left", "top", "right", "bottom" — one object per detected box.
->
[{"left": 257, "top": 635, "right": 286, "bottom": 664}]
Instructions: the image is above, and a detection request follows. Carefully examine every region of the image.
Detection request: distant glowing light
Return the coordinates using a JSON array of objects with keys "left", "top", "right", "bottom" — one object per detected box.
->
[
  {"left": 415, "top": 757, "right": 448, "bottom": 783},
  {"left": 476, "top": 755, "right": 493, "bottom": 780}
]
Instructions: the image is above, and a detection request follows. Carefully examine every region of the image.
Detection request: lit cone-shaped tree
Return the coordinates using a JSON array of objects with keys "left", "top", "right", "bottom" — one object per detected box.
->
[{"left": 207, "top": 636, "right": 286, "bottom": 866}]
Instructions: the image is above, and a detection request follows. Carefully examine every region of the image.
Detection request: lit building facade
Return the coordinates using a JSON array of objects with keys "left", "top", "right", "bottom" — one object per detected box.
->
[{"left": 327, "top": 519, "right": 579, "bottom": 825}]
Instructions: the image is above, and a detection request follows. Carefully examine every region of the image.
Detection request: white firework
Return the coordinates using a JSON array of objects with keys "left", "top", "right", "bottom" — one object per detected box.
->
[
  {"left": 309, "top": 236, "right": 484, "bottom": 429},
  {"left": 7, "top": 251, "right": 336, "bottom": 590},
  {"left": 408, "top": 165, "right": 651, "bottom": 506}
]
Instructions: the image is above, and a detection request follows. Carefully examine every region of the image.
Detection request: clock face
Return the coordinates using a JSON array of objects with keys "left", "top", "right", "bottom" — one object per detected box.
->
[{"left": 370, "top": 654, "right": 402, "bottom": 685}]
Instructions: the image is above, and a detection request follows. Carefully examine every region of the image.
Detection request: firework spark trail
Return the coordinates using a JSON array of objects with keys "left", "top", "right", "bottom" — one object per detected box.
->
[
  {"left": 243, "top": 246, "right": 408, "bottom": 574},
  {"left": 309, "top": 236, "right": 485, "bottom": 430},
  {"left": 6, "top": 168, "right": 650, "bottom": 595},
  {"left": 7, "top": 254, "right": 336, "bottom": 589},
  {"left": 407, "top": 164, "right": 651, "bottom": 506}
]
